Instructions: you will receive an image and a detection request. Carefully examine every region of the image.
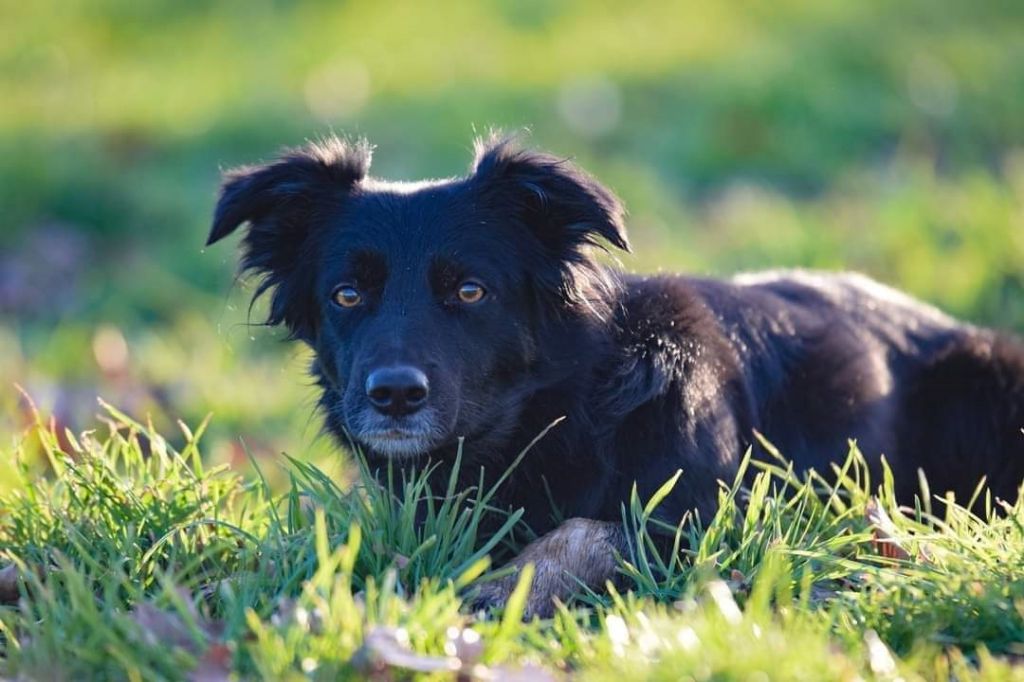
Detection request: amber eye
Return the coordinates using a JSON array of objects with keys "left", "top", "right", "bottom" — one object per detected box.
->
[
  {"left": 332, "top": 285, "right": 362, "bottom": 308},
  {"left": 457, "top": 281, "right": 486, "bottom": 304}
]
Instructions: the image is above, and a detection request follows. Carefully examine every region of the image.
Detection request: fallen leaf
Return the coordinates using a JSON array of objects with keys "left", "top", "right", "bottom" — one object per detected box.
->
[
  {"left": 189, "top": 643, "right": 233, "bottom": 682},
  {"left": 488, "top": 663, "right": 562, "bottom": 681},
  {"left": 131, "top": 601, "right": 219, "bottom": 652},
  {"left": 349, "top": 625, "right": 563, "bottom": 680},
  {"left": 864, "top": 629, "right": 899, "bottom": 678},
  {"left": 129, "top": 589, "right": 226, "bottom": 677},
  {"left": 706, "top": 580, "right": 742, "bottom": 624},
  {"left": 0, "top": 564, "right": 21, "bottom": 604},
  {"left": 865, "top": 498, "right": 912, "bottom": 561},
  {"left": 351, "top": 627, "right": 460, "bottom": 676}
]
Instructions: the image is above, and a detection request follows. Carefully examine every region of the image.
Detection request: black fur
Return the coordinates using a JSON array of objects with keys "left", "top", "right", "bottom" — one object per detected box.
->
[{"left": 208, "top": 134, "right": 1024, "bottom": 531}]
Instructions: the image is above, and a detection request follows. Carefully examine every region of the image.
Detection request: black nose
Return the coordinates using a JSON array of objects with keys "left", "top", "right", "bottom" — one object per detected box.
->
[{"left": 365, "top": 366, "right": 430, "bottom": 416}]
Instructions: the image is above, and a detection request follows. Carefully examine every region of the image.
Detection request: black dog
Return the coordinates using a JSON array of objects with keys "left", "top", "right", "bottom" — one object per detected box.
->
[{"left": 207, "top": 134, "right": 1024, "bottom": 615}]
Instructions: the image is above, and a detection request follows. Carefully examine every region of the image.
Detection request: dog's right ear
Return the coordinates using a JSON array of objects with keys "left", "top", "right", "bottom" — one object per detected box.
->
[
  {"left": 207, "top": 136, "right": 371, "bottom": 246},
  {"left": 206, "top": 136, "right": 371, "bottom": 339}
]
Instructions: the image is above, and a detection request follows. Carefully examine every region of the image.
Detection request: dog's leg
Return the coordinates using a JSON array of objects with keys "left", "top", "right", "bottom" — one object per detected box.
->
[{"left": 473, "top": 518, "right": 624, "bottom": 618}]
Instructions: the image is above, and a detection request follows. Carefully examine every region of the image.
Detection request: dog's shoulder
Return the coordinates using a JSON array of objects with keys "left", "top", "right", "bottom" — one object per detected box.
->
[
  {"left": 615, "top": 274, "right": 722, "bottom": 352},
  {"left": 597, "top": 274, "right": 740, "bottom": 416}
]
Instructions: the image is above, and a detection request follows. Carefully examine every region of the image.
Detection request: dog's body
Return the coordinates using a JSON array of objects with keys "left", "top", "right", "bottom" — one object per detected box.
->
[{"left": 208, "top": 135, "right": 1024, "bottom": 616}]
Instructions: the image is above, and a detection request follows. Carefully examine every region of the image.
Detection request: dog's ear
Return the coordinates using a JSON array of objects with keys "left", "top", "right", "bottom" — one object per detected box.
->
[
  {"left": 207, "top": 136, "right": 371, "bottom": 340},
  {"left": 470, "top": 135, "right": 630, "bottom": 255}
]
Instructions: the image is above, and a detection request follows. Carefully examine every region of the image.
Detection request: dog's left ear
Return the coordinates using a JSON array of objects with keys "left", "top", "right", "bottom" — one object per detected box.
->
[
  {"left": 470, "top": 135, "right": 630, "bottom": 255},
  {"left": 206, "top": 136, "right": 371, "bottom": 340}
]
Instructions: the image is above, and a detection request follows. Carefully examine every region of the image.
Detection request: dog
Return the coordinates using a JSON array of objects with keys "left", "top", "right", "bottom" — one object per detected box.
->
[{"left": 207, "top": 134, "right": 1024, "bottom": 616}]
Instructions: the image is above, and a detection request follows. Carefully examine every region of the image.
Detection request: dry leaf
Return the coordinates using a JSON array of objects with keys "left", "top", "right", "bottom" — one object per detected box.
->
[
  {"left": 351, "top": 627, "right": 460, "bottom": 676},
  {"left": 486, "top": 663, "right": 562, "bottom": 681},
  {"left": 189, "top": 643, "right": 233, "bottom": 682},
  {"left": 130, "top": 589, "right": 227, "bottom": 678},
  {"left": 131, "top": 602, "right": 216, "bottom": 652},
  {"left": 351, "top": 626, "right": 560, "bottom": 681},
  {"left": 0, "top": 564, "right": 21, "bottom": 604},
  {"left": 864, "top": 498, "right": 912, "bottom": 561},
  {"left": 864, "top": 629, "right": 899, "bottom": 678}
]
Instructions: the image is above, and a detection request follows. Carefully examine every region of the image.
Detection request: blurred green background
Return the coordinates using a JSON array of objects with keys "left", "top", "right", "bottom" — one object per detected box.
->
[{"left": 3, "top": 0, "right": 1024, "bottom": 481}]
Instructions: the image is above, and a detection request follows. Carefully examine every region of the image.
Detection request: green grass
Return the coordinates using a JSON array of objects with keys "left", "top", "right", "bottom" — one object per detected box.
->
[
  {"left": 4, "top": 1, "right": 1024, "bottom": 677},
  {"left": 3, "top": 405, "right": 1023, "bottom": 680}
]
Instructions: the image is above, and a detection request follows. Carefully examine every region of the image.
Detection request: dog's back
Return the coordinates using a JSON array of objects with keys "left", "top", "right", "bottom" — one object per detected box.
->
[{"left": 631, "top": 269, "right": 1024, "bottom": 507}]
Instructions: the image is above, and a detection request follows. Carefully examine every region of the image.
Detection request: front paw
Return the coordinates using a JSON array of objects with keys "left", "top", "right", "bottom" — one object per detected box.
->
[
  {"left": 469, "top": 571, "right": 559, "bottom": 619},
  {"left": 468, "top": 579, "right": 512, "bottom": 615},
  {"left": 468, "top": 518, "right": 621, "bottom": 619}
]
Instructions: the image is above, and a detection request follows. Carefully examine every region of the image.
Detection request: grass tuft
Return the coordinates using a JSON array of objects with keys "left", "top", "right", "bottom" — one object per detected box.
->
[{"left": 2, "top": 408, "right": 1023, "bottom": 679}]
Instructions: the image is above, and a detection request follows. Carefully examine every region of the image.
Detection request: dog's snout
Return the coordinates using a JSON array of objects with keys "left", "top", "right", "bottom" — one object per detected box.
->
[{"left": 365, "top": 366, "right": 430, "bottom": 416}]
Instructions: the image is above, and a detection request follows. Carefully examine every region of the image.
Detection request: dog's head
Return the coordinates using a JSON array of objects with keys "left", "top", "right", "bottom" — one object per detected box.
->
[{"left": 207, "top": 135, "right": 629, "bottom": 459}]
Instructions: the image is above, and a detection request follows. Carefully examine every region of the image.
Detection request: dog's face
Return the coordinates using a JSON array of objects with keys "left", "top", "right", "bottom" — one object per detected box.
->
[{"left": 207, "top": 136, "right": 629, "bottom": 459}]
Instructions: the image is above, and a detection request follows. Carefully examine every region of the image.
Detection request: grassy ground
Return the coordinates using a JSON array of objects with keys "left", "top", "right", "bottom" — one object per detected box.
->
[
  {"left": 2, "top": 404, "right": 1024, "bottom": 680},
  {"left": 4, "top": 0, "right": 1024, "bottom": 678}
]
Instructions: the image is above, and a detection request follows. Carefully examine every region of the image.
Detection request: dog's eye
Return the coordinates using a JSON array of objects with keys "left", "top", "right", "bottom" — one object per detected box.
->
[
  {"left": 332, "top": 285, "right": 362, "bottom": 308},
  {"left": 457, "top": 281, "right": 486, "bottom": 304}
]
